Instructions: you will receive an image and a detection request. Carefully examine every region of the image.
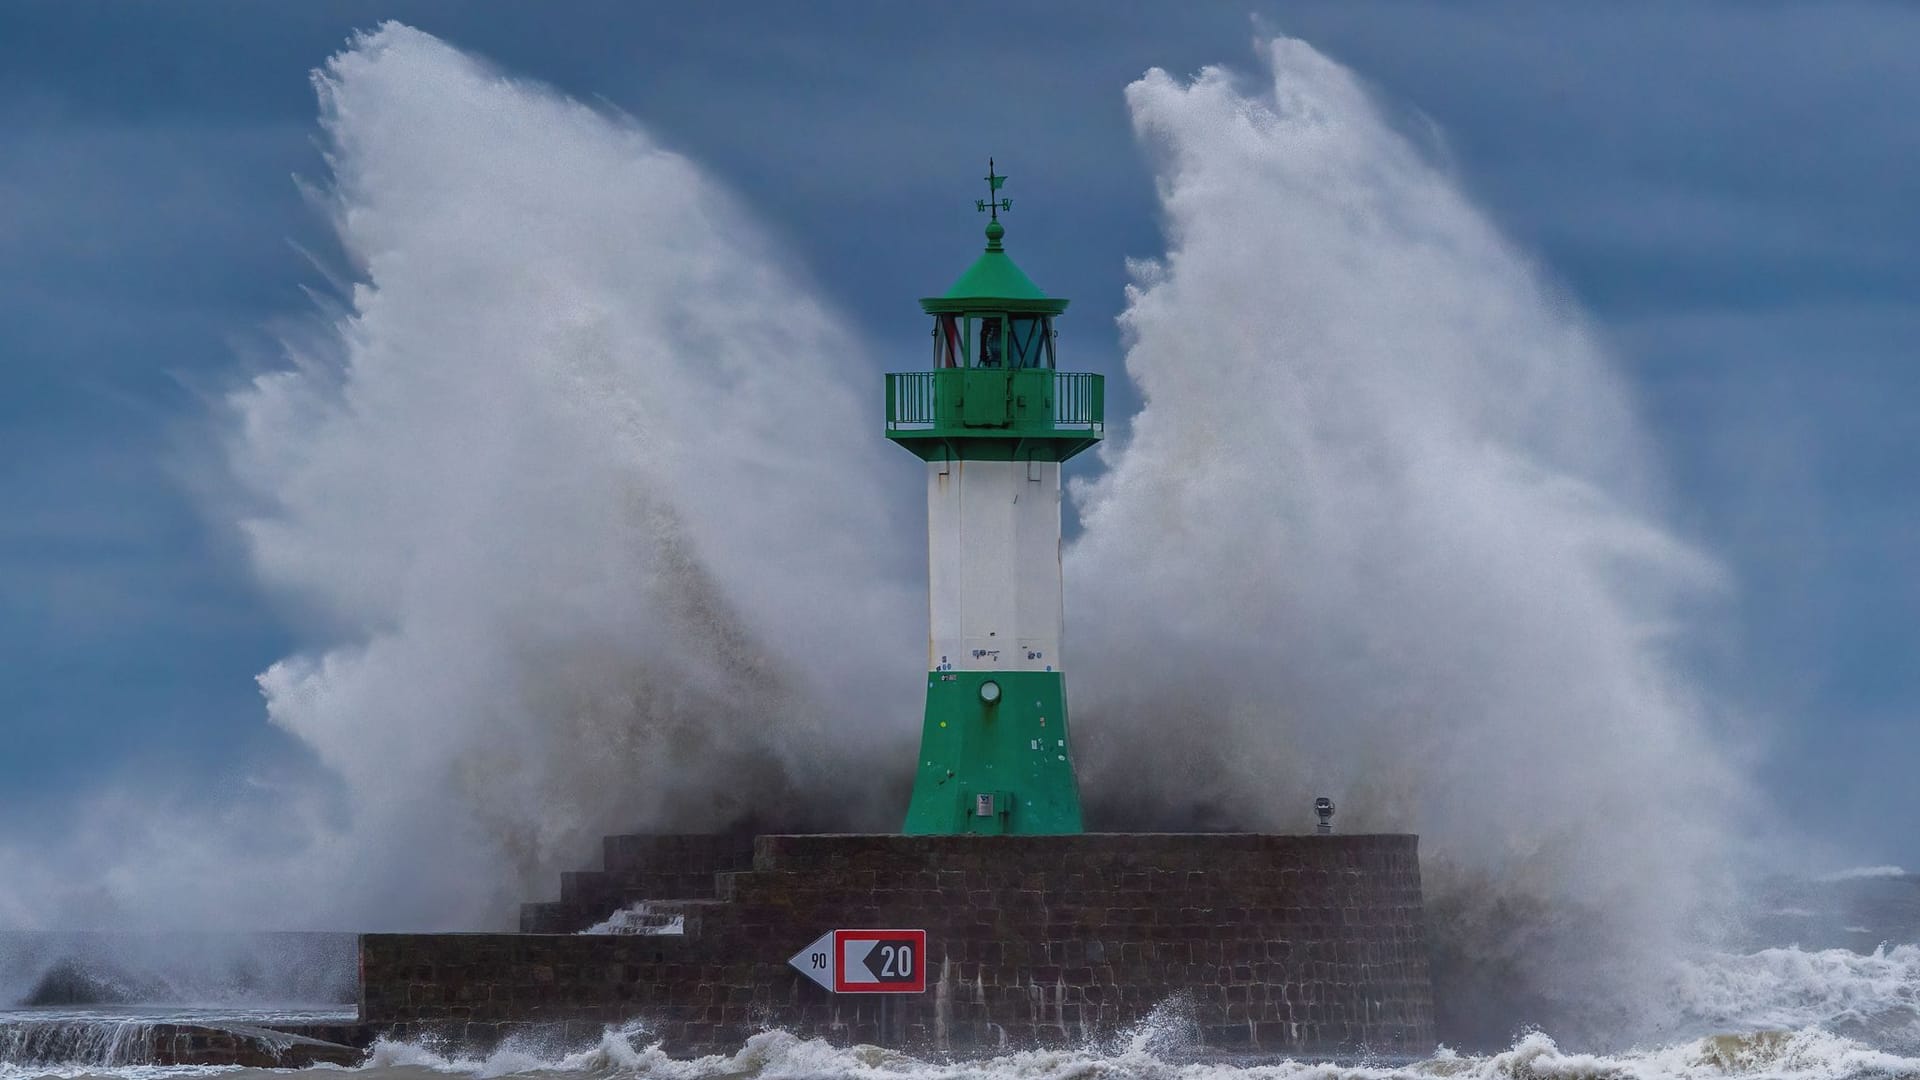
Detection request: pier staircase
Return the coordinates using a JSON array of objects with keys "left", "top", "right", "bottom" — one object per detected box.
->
[{"left": 518, "top": 833, "right": 755, "bottom": 933}]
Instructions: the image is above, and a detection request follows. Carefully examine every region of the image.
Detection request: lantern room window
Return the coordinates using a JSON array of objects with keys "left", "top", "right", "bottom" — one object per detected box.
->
[
  {"left": 933, "top": 313, "right": 1054, "bottom": 370},
  {"left": 1008, "top": 315, "right": 1054, "bottom": 369},
  {"left": 934, "top": 314, "right": 963, "bottom": 368},
  {"left": 975, "top": 316, "right": 1003, "bottom": 368}
]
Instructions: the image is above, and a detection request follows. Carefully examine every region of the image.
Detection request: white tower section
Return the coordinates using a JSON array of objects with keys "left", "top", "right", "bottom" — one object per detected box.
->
[{"left": 926, "top": 459, "right": 1063, "bottom": 675}]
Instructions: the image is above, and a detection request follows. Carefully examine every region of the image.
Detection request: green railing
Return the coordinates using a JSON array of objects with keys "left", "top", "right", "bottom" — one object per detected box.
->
[
  {"left": 1052, "top": 371, "right": 1102, "bottom": 431},
  {"left": 887, "top": 371, "right": 941, "bottom": 430},
  {"left": 885, "top": 370, "right": 1104, "bottom": 435}
]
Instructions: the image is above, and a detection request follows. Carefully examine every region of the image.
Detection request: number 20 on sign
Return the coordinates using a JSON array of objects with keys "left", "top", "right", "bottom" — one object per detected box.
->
[{"left": 787, "top": 929, "right": 927, "bottom": 994}]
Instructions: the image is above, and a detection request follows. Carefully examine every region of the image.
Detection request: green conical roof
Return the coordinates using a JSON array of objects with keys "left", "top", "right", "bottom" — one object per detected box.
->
[{"left": 921, "top": 220, "right": 1070, "bottom": 315}]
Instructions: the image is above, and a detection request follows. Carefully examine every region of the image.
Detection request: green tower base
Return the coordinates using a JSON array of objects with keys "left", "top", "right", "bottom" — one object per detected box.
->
[{"left": 902, "top": 670, "right": 1084, "bottom": 835}]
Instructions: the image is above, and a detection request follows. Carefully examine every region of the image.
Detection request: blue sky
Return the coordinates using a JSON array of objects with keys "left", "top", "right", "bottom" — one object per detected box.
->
[{"left": 2, "top": 2, "right": 1917, "bottom": 866}]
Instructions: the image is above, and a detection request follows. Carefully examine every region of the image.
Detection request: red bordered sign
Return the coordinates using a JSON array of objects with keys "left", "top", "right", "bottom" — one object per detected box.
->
[{"left": 788, "top": 928, "right": 927, "bottom": 994}]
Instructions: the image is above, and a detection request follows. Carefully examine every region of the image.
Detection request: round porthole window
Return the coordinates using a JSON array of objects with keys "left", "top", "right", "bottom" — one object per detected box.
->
[{"left": 979, "top": 680, "right": 1002, "bottom": 706}]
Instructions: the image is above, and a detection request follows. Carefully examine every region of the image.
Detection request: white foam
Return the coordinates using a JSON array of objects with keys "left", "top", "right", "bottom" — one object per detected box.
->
[
  {"left": 350, "top": 1022, "right": 1920, "bottom": 1080},
  {"left": 1067, "top": 35, "right": 1749, "bottom": 1040},
  {"left": 0, "top": 21, "right": 919, "bottom": 933},
  {"left": 9, "top": 951, "right": 1920, "bottom": 1078},
  {"left": 225, "top": 23, "right": 923, "bottom": 931},
  {"left": 1663, "top": 945, "right": 1920, "bottom": 1042},
  {"left": 579, "top": 904, "right": 684, "bottom": 936},
  {"left": 1819, "top": 868, "right": 1910, "bottom": 883}
]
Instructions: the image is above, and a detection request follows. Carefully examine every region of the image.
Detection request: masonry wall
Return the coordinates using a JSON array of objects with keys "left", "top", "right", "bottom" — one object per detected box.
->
[{"left": 362, "top": 833, "right": 1433, "bottom": 1059}]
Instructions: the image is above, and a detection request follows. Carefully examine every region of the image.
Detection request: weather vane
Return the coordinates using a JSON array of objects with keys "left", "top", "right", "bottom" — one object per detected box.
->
[{"left": 975, "top": 158, "right": 1011, "bottom": 221}]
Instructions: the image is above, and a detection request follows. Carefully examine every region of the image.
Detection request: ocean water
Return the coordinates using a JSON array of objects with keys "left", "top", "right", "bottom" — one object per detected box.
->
[
  {"left": 4, "top": 19, "right": 1907, "bottom": 1080},
  {"left": 357, "top": 1015, "right": 1920, "bottom": 1080},
  {"left": 5, "top": 914, "right": 1920, "bottom": 1080},
  {"left": 2, "top": 963, "right": 1919, "bottom": 1080}
]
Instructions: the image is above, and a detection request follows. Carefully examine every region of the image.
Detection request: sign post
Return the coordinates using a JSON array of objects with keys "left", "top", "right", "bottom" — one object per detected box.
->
[{"left": 787, "top": 929, "right": 927, "bottom": 994}]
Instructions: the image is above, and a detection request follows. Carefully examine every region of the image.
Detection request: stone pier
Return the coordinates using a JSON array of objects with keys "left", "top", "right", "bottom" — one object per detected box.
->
[{"left": 357, "top": 833, "right": 1435, "bottom": 1058}]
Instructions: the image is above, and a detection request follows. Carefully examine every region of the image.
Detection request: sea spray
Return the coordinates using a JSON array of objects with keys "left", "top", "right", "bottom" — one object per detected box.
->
[
  {"left": 10, "top": 951, "right": 1920, "bottom": 1075},
  {"left": 337, "top": 1020, "right": 1920, "bottom": 1080},
  {"left": 0, "top": 933, "right": 356, "bottom": 1013},
  {"left": 225, "top": 24, "right": 924, "bottom": 928},
  {"left": 1665, "top": 945, "right": 1920, "bottom": 1047},
  {"left": 1069, "top": 38, "right": 1750, "bottom": 1043},
  {"left": 0, "top": 23, "right": 922, "bottom": 934}
]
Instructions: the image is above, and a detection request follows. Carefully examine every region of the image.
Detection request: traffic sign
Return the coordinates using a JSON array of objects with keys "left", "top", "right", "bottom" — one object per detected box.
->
[
  {"left": 835, "top": 929, "right": 925, "bottom": 993},
  {"left": 787, "top": 929, "right": 927, "bottom": 993}
]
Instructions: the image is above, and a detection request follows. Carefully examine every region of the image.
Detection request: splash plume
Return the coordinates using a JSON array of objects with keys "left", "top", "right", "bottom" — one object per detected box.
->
[
  {"left": 1069, "top": 39, "right": 1750, "bottom": 1041},
  {"left": 220, "top": 23, "right": 919, "bottom": 928}
]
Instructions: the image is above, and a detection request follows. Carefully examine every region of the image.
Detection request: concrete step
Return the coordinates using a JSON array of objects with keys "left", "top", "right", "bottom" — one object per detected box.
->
[
  {"left": 518, "top": 901, "right": 571, "bottom": 933},
  {"left": 556, "top": 869, "right": 732, "bottom": 909},
  {"left": 523, "top": 833, "right": 761, "bottom": 933},
  {"left": 600, "top": 833, "right": 755, "bottom": 875},
  {"left": 519, "top": 896, "right": 726, "bottom": 935},
  {"left": 558, "top": 870, "right": 610, "bottom": 904}
]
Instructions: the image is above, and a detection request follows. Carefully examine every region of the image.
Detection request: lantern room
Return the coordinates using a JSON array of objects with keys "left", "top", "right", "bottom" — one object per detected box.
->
[{"left": 884, "top": 179, "right": 1102, "bottom": 465}]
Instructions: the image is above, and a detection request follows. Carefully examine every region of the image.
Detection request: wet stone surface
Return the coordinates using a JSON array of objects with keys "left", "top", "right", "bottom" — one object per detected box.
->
[{"left": 365, "top": 833, "right": 1435, "bottom": 1058}]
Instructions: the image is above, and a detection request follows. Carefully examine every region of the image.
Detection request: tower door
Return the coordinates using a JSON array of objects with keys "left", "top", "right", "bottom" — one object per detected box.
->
[{"left": 961, "top": 370, "right": 1012, "bottom": 427}]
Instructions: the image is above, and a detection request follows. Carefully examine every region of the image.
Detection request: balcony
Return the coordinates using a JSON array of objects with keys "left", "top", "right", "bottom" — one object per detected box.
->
[
  {"left": 888, "top": 368, "right": 1102, "bottom": 428},
  {"left": 885, "top": 369, "right": 1103, "bottom": 463}
]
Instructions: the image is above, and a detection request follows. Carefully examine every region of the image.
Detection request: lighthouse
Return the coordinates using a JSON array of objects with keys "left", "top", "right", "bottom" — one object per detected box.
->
[{"left": 885, "top": 163, "right": 1104, "bottom": 835}]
